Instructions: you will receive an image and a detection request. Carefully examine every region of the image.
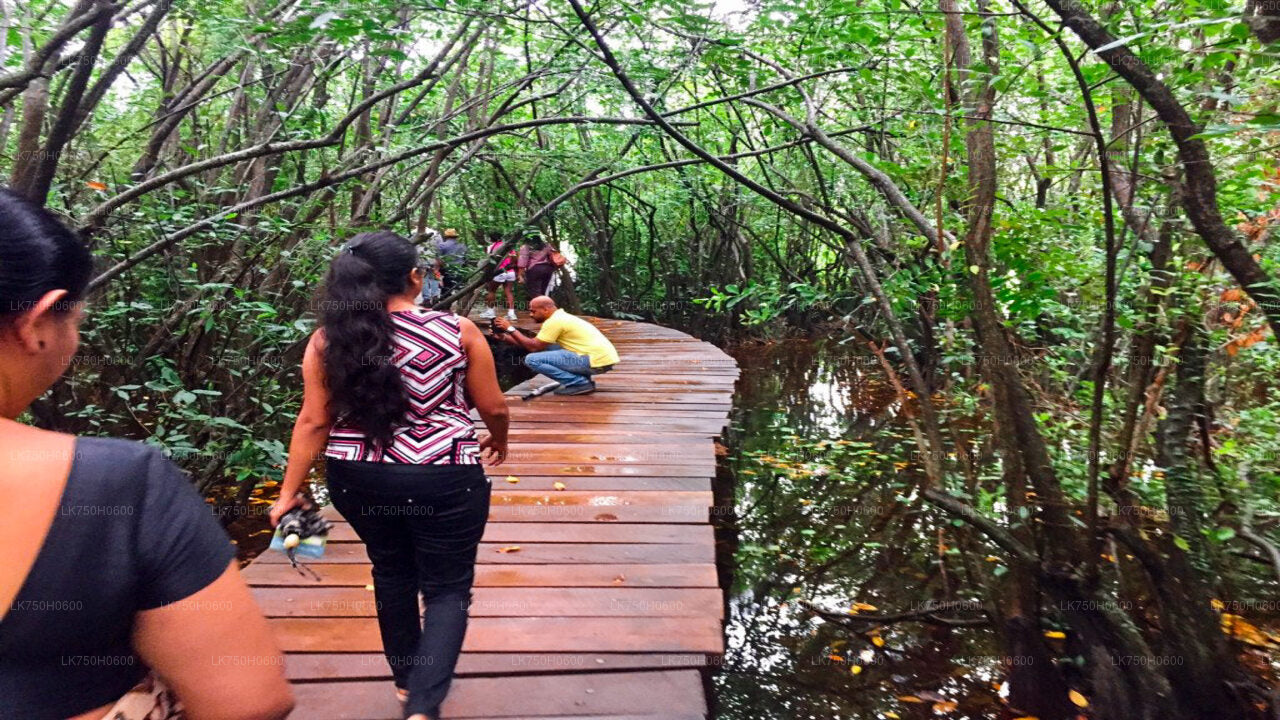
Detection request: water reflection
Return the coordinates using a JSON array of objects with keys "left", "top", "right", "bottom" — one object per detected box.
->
[{"left": 713, "top": 338, "right": 1002, "bottom": 719}]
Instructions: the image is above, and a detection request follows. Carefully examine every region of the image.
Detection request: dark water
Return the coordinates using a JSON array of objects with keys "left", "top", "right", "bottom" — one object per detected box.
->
[{"left": 711, "top": 338, "right": 1004, "bottom": 720}]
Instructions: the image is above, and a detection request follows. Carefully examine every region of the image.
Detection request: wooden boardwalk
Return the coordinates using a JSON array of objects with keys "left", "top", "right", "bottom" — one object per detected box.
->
[{"left": 241, "top": 314, "right": 737, "bottom": 718}]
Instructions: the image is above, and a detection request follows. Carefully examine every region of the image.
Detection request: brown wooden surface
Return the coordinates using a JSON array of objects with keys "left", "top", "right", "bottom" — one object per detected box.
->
[
  {"left": 242, "top": 313, "right": 736, "bottom": 718},
  {"left": 285, "top": 652, "right": 712, "bottom": 680},
  {"left": 289, "top": 670, "right": 707, "bottom": 719},
  {"left": 271, "top": 616, "right": 724, "bottom": 654}
]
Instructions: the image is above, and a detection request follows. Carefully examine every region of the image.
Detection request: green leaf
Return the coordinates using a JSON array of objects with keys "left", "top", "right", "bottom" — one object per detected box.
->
[{"left": 1210, "top": 527, "right": 1236, "bottom": 543}]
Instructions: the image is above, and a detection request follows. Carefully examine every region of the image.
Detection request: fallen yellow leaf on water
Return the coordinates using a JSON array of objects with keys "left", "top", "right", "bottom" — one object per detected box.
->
[
  {"left": 1012, "top": 716, "right": 1039, "bottom": 720},
  {"left": 496, "top": 545, "right": 522, "bottom": 553},
  {"left": 1211, "top": 598, "right": 1225, "bottom": 610},
  {"left": 1044, "top": 630, "right": 1067, "bottom": 639},
  {"left": 852, "top": 602, "right": 878, "bottom": 612},
  {"left": 1068, "top": 689, "right": 1088, "bottom": 708},
  {"left": 897, "top": 695, "right": 924, "bottom": 703},
  {"left": 885, "top": 713, "right": 900, "bottom": 719},
  {"left": 850, "top": 665, "right": 862, "bottom": 675},
  {"left": 553, "top": 481, "right": 567, "bottom": 490},
  {"left": 505, "top": 475, "right": 520, "bottom": 484},
  {"left": 932, "top": 700, "right": 957, "bottom": 712},
  {"left": 828, "top": 654, "right": 844, "bottom": 662},
  {"left": 871, "top": 635, "right": 886, "bottom": 648}
]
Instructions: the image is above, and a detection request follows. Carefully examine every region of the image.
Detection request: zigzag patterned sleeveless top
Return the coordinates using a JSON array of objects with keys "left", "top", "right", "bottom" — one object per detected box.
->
[{"left": 324, "top": 309, "right": 480, "bottom": 464}]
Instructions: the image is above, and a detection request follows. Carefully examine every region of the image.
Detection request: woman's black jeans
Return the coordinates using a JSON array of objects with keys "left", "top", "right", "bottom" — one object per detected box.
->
[
  {"left": 524, "top": 262, "right": 555, "bottom": 297},
  {"left": 326, "top": 459, "right": 490, "bottom": 719}
]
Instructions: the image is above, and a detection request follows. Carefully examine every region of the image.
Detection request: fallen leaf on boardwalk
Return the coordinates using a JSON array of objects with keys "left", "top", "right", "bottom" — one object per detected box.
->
[
  {"left": 364, "top": 585, "right": 375, "bottom": 591},
  {"left": 1043, "top": 630, "right": 1067, "bottom": 639},
  {"left": 611, "top": 574, "right": 625, "bottom": 584},
  {"left": 553, "top": 481, "right": 567, "bottom": 491},
  {"left": 505, "top": 475, "right": 519, "bottom": 484},
  {"left": 1068, "top": 690, "right": 1088, "bottom": 708},
  {"left": 496, "top": 545, "right": 521, "bottom": 553}
]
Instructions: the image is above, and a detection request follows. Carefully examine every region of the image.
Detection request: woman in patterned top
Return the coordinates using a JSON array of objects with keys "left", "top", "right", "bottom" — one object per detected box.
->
[{"left": 272, "top": 230, "right": 510, "bottom": 720}]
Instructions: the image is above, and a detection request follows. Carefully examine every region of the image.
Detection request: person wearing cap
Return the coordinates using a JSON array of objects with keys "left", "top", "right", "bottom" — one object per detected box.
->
[{"left": 433, "top": 228, "right": 469, "bottom": 298}]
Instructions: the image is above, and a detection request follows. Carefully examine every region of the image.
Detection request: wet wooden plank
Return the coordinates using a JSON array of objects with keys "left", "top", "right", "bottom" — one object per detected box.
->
[
  {"left": 254, "top": 541, "right": 713, "bottom": 565},
  {"left": 243, "top": 562, "right": 719, "bottom": 588},
  {"left": 499, "top": 442, "right": 715, "bottom": 465},
  {"left": 479, "top": 431, "right": 724, "bottom": 446},
  {"left": 505, "top": 419, "right": 729, "bottom": 434},
  {"left": 290, "top": 669, "right": 707, "bottom": 718},
  {"left": 285, "top": 652, "right": 711, "bottom": 680},
  {"left": 486, "top": 489, "right": 713, "bottom": 504},
  {"left": 326, "top": 521, "right": 713, "bottom": 544},
  {"left": 495, "top": 460, "right": 719, "bottom": 475},
  {"left": 253, "top": 586, "right": 723, "bottom": 618},
  {"left": 481, "top": 475, "right": 713, "bottom": 491},
  {"left": 486, "top": 504, "right": 714, "bottom": 523},
  {"left": 272, "top": 616, "right": 724, "bottom": 654}
]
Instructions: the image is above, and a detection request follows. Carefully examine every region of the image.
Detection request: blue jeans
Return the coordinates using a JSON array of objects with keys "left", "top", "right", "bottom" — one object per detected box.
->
[
  {"left": 326, "top": 459, "right": 490, "bottom": 718},
  {"left": 524, "top": 345, "right": 606, "bottom": 387}
]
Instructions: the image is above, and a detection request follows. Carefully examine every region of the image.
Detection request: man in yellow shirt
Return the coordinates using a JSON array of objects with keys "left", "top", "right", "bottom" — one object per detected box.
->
[{"left": 492, "top": 296, "right": 619, "bottom": 395}]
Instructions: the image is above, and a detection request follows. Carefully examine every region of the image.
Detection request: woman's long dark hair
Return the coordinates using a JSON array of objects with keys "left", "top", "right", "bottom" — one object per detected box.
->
[
  {"left": 319, "top": 230, "right": 418, "bottom": 448},
  {"left": 0, "top": 188, "right": 92, "bottom": 325},
  {"left": 523, "top": 231, "right": 546, "bottom": 251}
]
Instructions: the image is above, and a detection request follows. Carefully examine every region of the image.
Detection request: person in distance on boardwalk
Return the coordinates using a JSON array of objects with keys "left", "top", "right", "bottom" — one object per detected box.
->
[
  {"left": 479, "top": 232, "right": 518, "bottom": 321},
  {"left": 272, "top": 230, "right": 510, "bottom": 720},
  {"left": 492, "top": 295, "right": 619, "bottom": 395},
  {"left": 516, "top": 230, "right": 557, "bottom": 299},
  {"left": 432, "top": 227, "right": 468, "bottom": 298},
  {"left": 0, "top": 188, "right": 293, "bottom": 720}
]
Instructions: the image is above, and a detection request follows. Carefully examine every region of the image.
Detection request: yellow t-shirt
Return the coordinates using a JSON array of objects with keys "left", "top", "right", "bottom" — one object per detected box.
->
[{"left": 535, "top": 309, "right": 620, "bottom": 368}]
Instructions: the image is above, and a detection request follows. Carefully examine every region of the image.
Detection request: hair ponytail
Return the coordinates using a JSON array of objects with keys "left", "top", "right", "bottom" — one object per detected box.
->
[{"left": 318, "top": 231, "right": 418, "bottom": 449}]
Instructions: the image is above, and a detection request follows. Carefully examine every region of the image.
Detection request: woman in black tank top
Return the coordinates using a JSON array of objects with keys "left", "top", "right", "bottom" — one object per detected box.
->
[{"left": 0, "top": 188, "right": 293, "bottom": 719}]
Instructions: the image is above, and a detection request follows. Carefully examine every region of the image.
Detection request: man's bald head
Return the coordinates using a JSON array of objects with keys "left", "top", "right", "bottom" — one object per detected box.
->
[{"left": 529, "top": 295, "right": 558, "bottom": 321}]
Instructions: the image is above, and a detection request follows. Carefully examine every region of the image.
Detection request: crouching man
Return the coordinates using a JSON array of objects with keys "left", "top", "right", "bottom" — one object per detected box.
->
[{"left": 492, "top": 296, "right": 619, "bottom": 395}]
